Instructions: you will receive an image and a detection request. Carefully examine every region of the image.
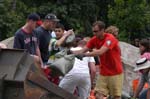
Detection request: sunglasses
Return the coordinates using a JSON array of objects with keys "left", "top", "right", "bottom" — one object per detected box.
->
[{"left": 93, "top": 30, "right": 100, "bottom": 33}]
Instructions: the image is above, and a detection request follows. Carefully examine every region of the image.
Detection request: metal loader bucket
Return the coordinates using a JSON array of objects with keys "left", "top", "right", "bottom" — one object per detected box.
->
[
  {"left": 25, "top": 62, "right": 80, "bottom": 99},
  {"left": 0, "top": 49, "right": 80, "bottom": 99},
  {"left": 0, "top": 49, "right": 33, "bottom": 99}
]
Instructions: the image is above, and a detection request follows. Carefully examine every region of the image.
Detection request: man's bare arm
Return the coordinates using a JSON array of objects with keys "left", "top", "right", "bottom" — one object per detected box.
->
[
  {"left": 55, "top": 30, "right": 72, "bottom": 47},
  {"left": 88, "top": 62, "right": 96, "bottom": 88},
  {"left": 36, "top": 46, "right": 43, "bottom": 67},
  {"left": 84, "top": 46, "right": 109, "bottom": 57},
  {"left": 73, "top": 46, "right": 89, "bottom": 54}
]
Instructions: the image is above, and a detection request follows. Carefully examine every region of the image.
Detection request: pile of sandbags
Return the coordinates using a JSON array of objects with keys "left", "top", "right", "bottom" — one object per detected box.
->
[{"left": 119, "top": 41, "right": 140, "bottom": 97}]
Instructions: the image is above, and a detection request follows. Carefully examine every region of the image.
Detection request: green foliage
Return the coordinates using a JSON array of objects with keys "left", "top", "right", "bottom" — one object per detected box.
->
[
  {"left": 0, "top": 0, "right": 27, "bottom": 40},
  {"left": 0, "top": 0, "right": 150, "bottom": 42},
  {"left": 35, "top": 0, "right": 99, "bottom": 36},
  {"left": 108, "top": 0, "right": 150, "bottom": 42}
]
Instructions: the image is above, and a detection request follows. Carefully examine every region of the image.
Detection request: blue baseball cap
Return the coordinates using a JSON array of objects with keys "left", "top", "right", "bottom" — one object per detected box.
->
[{"left": 27, "top": 13, "right": 40, "bottom": 21}]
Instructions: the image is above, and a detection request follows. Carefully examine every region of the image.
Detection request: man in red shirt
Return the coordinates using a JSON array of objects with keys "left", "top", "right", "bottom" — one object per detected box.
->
[{"left": 74, "top": 21, "right": 123, "bottom": 99}]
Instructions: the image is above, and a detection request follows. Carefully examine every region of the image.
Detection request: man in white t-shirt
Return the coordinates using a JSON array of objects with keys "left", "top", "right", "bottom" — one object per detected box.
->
[{"left": 59, "top": 40, "right": 96, "bottom": 99}]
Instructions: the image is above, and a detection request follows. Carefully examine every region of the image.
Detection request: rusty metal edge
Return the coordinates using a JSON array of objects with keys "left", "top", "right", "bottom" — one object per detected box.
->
[{"left": 27, "top": 71, "right": 80, "bottom": 99}]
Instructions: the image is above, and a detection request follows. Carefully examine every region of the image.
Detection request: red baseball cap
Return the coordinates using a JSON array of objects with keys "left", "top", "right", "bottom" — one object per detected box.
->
[{"left": 36, "top": 20, "right": 43, "bottom": 26}]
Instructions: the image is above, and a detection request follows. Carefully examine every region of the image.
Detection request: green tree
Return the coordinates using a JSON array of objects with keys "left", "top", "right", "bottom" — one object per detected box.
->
[
  {"left": 1, "top": 0, "right": 149, "bottom": 42},
  {"left": 35, "top": 0, "right": 100, "bottom": 36},
  {"left": 0, "top": 0, "right": 27, "bottom": 40},
  {"left": 108, "top": 0, "right": 150, "bottom": 42}
]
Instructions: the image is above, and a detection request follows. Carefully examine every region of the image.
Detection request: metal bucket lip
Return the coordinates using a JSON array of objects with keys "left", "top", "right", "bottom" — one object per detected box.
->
[{"left": 0, "top": 49, "right": 33, "bottom": 81}]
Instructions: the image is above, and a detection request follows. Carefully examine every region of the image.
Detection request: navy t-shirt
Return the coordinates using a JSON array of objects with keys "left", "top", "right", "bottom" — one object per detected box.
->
[
  {"left": 13, "top": 29, "right": 38, "bottom": 55},
  {"left": 35, "top": 26, "right": 51, "bottom": 63}
]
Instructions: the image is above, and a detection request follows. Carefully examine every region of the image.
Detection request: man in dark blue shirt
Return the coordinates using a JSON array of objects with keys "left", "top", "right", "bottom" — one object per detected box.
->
[
  {"left": 14, "top": 13, "right": 43, "bottom": 66},
  {"left": 35, "top": 13, "right": 59, "bottom": 64}
]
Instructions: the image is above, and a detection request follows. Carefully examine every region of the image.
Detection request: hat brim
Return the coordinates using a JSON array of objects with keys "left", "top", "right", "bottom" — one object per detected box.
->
[
  {"left": 134, "top": 64, "right": 150, "bottom": 71},
  {"left": 52, "top": 19, "right": 60, "bottom": 22}
]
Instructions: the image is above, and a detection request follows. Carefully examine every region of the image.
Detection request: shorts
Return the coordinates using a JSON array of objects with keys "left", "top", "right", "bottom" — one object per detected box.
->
[{"left": 95, "top": 73, "right": 123, "bottom": 97}]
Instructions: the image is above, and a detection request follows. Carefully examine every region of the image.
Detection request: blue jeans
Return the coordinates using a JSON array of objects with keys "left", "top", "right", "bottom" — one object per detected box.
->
[{"left": 139, "top": 89, "right": 148, "bottom": 99}]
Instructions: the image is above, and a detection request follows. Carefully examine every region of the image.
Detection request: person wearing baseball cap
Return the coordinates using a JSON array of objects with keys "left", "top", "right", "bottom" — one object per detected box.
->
[
  {"left": 44, "top": 13, "right": 60, "bottom": 22},
  {"left": 133, "top": 57, "right": 150, "bottom": 99},
  {"left": 13, "top": 13, "right": 43, "bottom": 67},
  {"left": 34, "top": 13, "right": 59, "bottom": 64}
]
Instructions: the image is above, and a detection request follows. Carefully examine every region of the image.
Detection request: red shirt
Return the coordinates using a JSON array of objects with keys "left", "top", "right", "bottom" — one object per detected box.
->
[{"left": 86, "top": 33, "right": 123, "bottom": 76}]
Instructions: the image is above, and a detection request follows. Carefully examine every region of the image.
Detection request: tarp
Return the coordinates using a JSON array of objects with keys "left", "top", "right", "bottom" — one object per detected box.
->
[
  {"left": 119, "top": 41, "right": 140, "bottom": 97},
  {"left": 1, "top": 37, "right": 14, "bottom": 48},
  {"left": 0, "top": 49, "right": 33, "bottom": 99}
]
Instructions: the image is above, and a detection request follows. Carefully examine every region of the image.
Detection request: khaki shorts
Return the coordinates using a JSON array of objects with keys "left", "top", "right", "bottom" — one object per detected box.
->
[{"left": 95, "top": 73, "right": 123, "bottom": 97}]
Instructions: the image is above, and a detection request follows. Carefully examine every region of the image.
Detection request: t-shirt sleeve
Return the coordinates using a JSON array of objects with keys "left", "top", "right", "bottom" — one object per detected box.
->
[
  {"left": 13, "top": 32, "right": 23, "bottom": 49},
  {"left": 103, "top": 36, "right": 117, "bottom": 49},
  {"left": 34, "top": 28, "right": 43, "bottom": 48},
  {"left": 86, "top": 38, "right": 95, "bottom": 49},
  {"left": 49, "top": 38, "right": 58, "bottom": 51},
  {"left": 33, "top": 30, "right": 39, "bottom": 45}
]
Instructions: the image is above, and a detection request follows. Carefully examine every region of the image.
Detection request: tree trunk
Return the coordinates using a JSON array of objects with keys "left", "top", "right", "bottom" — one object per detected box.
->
[{"left": 12, "top": 0, "right": 16, "bottom": 10}]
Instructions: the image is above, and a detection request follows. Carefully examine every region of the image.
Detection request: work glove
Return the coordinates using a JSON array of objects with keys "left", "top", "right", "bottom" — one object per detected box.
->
[{"left": 66, "top": 49, "right": 73, "bottom": 55}]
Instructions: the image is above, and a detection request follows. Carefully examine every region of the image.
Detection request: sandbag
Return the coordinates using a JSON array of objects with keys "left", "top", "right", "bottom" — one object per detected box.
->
[
  {"left": 48, "top": 49, "right": 75, "bottom": 76},
  {"left": 50, "top": 54, "right": 75, "bottom": 76},
  {"left": 65, "top": 31, "right": 75, "bottom": 44}
]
